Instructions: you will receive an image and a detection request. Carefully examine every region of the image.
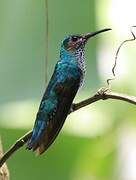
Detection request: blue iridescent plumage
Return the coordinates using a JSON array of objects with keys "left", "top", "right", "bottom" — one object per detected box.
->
[{"left": 27, "top": 28, "right": 111, "bottom": 154}]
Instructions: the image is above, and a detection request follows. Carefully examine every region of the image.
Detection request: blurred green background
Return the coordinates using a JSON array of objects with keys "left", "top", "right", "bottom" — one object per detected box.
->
[{"left": 0, "top": 0, "right": 136, "bottom": 180}]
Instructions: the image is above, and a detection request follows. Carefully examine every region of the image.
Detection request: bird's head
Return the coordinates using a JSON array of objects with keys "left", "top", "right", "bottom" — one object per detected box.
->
[{"left": 61, "top": 28, "right": 111, "bottom": 53}]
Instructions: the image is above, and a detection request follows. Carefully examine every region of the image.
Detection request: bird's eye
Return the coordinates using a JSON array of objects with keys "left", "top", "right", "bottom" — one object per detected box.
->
[{"left": 71, "top": 36, "right": 78, "bottom": 42}]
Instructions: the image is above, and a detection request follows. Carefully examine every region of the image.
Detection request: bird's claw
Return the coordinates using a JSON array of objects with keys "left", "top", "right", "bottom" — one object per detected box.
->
[
  {"left": 69, "top": 104, "right": 75, "bottom": 114},
  {"left": 97, "top": 87, "right": 111, "bottom": 100}
]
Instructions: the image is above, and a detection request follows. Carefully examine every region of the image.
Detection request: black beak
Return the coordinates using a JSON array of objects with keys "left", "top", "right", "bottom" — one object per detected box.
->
[{"left": 82, "top": 28, "right": 112, "bottom": 41}]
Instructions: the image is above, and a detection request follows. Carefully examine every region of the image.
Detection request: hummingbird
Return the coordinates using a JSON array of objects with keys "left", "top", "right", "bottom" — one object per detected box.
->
[{"left": 27, "top": 28, "right": 111, "bottom": 155}]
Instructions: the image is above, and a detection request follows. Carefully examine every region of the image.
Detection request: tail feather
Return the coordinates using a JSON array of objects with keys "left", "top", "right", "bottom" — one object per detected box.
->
[
  {"left": 27, "top": 120, "right": 46, "bottom": 151},
  {"left": 28, "top": 114, "right": 67, "bottom": 155}
]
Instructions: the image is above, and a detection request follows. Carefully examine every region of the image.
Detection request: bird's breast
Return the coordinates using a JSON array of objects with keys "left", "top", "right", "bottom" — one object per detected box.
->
[{"left": 75, "top": 49, "right": 86, "bottom": 87}]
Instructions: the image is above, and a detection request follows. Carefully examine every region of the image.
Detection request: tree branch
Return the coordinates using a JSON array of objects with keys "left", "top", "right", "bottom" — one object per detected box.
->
[
  {"left": 0, "top": 88, "right": 135, "bottom": 168},
  {"left": 0, "top": 131, "right": 32, "bottom": 169},
  {"left": 72, "top": 88, "right": 136, "bottom": 112}
]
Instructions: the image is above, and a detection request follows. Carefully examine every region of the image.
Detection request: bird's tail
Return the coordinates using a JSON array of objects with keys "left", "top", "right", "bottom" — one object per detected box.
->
[{"left": 27, "top": 118, "right": 66, "bottom": 155}]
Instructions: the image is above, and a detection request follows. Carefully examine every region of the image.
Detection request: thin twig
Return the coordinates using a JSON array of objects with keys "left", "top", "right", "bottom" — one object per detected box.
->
[
  {"left": 107, "top": 26, "right": 136, "bottom": 87},
  {"left": 0, "top": 89, "right": 135, "bottom": 168},
  {"left": 45, "top": 0, "right": 49, "bottom": 85}
]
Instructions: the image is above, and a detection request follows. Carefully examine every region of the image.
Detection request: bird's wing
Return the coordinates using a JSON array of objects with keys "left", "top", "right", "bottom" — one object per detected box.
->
[{"left": 27, "top": 67, "right": 81, "bottom": 154}]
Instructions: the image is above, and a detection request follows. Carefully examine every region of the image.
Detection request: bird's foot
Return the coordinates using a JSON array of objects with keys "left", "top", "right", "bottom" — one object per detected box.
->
[
  {"left": 69, "top": 104, "right": 75, "bottom": 114},
  {"left": 97, "top": 87, "right": 111, "bottom": 100}
]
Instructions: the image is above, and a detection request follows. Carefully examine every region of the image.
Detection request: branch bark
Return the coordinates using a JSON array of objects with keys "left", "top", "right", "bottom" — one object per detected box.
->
[
  {"left": 0, "top": 138, "right": 9, "bottom": 180},
  {"left": 0, "top": 88, "right": 135, "bottom": 168}
]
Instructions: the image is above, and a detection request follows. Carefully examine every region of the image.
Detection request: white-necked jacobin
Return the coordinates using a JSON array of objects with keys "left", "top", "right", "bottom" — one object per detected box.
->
[{"left": 27, "top": 28, "right": 111, "bottom": 155}]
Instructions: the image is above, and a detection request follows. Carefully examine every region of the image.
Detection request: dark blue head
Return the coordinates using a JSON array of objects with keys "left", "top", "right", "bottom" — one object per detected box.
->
[{"left": 61, "top": 28, "right": 111, "bottom": 53}]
